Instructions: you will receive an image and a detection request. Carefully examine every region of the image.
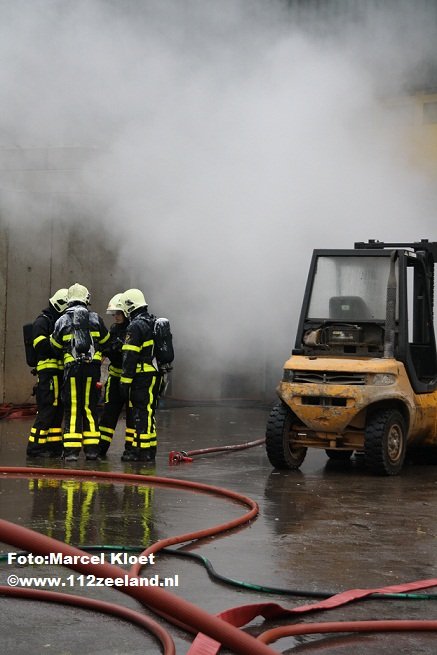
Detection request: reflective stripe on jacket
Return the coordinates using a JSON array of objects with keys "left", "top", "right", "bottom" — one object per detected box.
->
[
  {"left": 121, "top": 311, "right": 157, "bottom": 384},
  {"left": 32, "top": 307, "right": 63, "bottom": 372}
]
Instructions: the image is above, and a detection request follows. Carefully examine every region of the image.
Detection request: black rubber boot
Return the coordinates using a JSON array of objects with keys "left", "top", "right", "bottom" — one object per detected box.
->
[
  {"left": 63, "top": 449, "right": 80, "bottom": 462},
  {"left": 121, "top": 448, "right": 138, "bottom": 462},
  {"left": 26, "top": 446, "right": 52, "bottom": 458},
  {"left": 98, "top": 442, "right": 110, "bottom": 457}
]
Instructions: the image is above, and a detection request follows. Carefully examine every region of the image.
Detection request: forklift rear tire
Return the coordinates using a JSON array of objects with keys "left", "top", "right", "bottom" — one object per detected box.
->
[
  {"left": 364, "top": 408, "right": 406, "bottom": 476},
  {"left": 265, "top": 402, "right": 307, "bottom": 470}
]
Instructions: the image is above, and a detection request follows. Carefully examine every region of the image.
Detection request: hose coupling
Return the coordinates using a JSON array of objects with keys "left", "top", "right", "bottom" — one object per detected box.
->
[{"left": 168, "top": 450, "right": 193, "bottom": 465}]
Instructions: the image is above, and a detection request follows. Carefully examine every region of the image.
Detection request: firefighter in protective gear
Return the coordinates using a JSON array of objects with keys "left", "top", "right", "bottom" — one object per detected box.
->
[
  {"left": 98, "top": 294, "right": 135, "bottom": 457},
  {"left": 117, "top": 289, "right": 160, "bottom": 462},
  {"left": 26, "top": 288, "right": 68, "bottom": 458},
  {"left": 51, "top": 283, "right": 109, "bottom": 461}
]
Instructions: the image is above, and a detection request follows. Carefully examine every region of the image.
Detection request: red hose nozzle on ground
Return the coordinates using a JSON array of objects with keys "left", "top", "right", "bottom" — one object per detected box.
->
[
  {"left": 168, "top": 438, "right": 265, "bottom": 465},
  {"left": 168, "top": 450, "right": 193, "bottom": 465}
]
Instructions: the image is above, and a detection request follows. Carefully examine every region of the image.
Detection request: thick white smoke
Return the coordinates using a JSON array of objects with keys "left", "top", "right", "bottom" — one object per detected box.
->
[{"left": 1, "top": 0, "right": 437, "bottom": 396}]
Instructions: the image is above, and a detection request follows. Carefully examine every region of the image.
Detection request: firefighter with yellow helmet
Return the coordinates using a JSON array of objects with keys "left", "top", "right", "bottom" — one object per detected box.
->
[
  {"left": 51, "top": 283, "right": 110, "bottom": 461},
  {"left": 98, "top": 293, "right": 135, "bottom": 458},
  {"left": 26, "top": 288, "right": 68, "bottom": 458},
  {"left": 117, "top": 289, "right": 161, "bottom": 462}
]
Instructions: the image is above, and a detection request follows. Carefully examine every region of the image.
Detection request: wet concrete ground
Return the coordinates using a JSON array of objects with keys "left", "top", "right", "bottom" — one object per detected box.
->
[{"left": 1, "top": 402, "right": 437, "bottom": 653}]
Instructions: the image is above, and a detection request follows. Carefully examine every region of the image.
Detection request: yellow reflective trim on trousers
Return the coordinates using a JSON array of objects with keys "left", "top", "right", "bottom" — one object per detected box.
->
[
  {"left": 147, "top": 376, "right": 157, "bottom": 434},
  {"left": 100, "top": 426, "right": 115, "bottom": 435},
  {"left": 104, "top": 376, "right": 111, "bottom": 402},
  {"left": 125, "top": 427, "right": 135, "bottom": 443},
  {"left": 69, "top": 378, "right": 77, "bottom": 436},
  {"left": 83, "top": 437, "right": 100, "bottom": 445},
  {"left": 53, "top": 374, "right": 59, "bottom": 406},
  {"left": 84, "top": 377, "right": 96, "bottom": 433},
  {"left": 99, "top": 426, "right": 114, "bottom": 443},
  {"left": 121, "top": 376, "right": 133, "bottom": 384},
  {"left": 123, "top": 344, "right": 141, "bottom": 352},
  {"left": 33, "top": 335, "right": 47, "bottom": 348},
  {"left": 138, "top": 434, "right": 157, "bottom": 448},
  {"left": 64, "top": 439, "right": 82, "bottom": 447}
]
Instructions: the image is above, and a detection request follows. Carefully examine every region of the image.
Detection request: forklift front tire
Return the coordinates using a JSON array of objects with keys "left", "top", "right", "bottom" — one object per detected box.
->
[
  {"left": 266, "top": 403, "right": 307, "bottom": 470},
  {"left": 364, "top": 408, "right": 407, "bottom": 476}
]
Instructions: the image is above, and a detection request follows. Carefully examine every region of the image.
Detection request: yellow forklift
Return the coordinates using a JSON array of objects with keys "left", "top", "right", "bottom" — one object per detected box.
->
[{"left": 266, "top": 239, "right": 437, "bottom": 475}]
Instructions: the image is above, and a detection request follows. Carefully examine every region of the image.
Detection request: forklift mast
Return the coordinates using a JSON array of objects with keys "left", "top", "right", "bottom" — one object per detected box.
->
[
  {"left": 355, "top": 239, "right": 437, "bottom": 324},
  {"left": 354, "top": 238, "right": 437, "bottom": 262}
]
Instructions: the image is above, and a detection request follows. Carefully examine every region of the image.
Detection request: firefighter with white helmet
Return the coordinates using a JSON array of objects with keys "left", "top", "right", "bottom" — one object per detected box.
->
[
  {"left": 98, "top": 294, "right": 135, "bottom": 457},
  {"left": 117, "top": 288, "right": 161, "bottom": 462},
  {"left": 26, "top": 288, "right": 69, "bottom": 458},
  {"left": 51, "top": 283, "right": 110, "bottom": 461}
]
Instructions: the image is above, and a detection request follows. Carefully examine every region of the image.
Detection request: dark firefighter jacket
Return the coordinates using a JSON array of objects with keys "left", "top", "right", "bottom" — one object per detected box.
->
[
  {"left": 32, "top": 306, "right": 63, "bottom": 372},
  {"left": 51, "top": 304, "right": 110, "bottom": 366},
  {"left": 103, "top": 321, "right": 129, "bottom": 378},
  {"left": 121, "top": 309, "right": 157, "bottom": 384}
]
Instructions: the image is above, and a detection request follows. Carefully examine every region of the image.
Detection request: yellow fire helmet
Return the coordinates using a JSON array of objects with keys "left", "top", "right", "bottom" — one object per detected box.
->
[
  {"left": 67, "top": 283, "right": 90, "bottom": 306},
  {"left": 118, "top": 288, "right": 148, "bottom": 316},
  {"left": 49, "top": 288, "right": 69, "bottom": 313},
  {"left": 107, "top": 293, "right": 126, "bottom": 316}
]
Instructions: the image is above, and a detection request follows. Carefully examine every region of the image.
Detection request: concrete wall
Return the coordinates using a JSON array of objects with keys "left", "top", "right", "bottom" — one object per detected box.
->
[{"left": 0, "top": 146, "right": 132, "bottom": 404}]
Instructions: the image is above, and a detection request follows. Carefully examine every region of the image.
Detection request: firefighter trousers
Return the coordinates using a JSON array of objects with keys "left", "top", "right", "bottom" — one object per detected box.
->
[
  {"left": 27, "top": 370, "right": 64, "bottom": 457},
  {"left": 99, "top": 374, "right": 135, "bottom": 455},
  {"left": 62, "top": 362, "right": 101, "bottom": 456},
  {"left": 130, "top": 372, "right": 160, "bottom": 458}
]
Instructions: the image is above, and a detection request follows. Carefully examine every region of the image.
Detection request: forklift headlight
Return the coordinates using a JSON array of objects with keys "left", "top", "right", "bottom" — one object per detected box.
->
[
  {"left": 372, "top": 373, "right": 396, "bottom": 386},
  {"left": 283, "top": 370, "right": 295, "bottom": 382}
]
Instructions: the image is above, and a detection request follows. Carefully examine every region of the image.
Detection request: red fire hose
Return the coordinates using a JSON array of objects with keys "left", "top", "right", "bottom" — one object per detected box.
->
[
  {"left": 0, "top": 403, "right": 37, "bottom": 419},
  {"left": 257, "top": 619, "right": 437, "bottom": 644},
  {"left": 169, "top": 438, "right": 265, "bottom": 465},
  {"left": 0, "top": 466, "right": 276, "bottom": 655},
  {"left": 2, "top": 466, "right": 437, "bottom": 654},
  {"left": 1, "top": 585, "right": 176, "bottom": 654}
]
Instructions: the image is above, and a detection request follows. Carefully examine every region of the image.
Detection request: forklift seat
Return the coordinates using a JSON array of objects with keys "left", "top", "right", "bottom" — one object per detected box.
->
[{"left": 329, "top": 296, "right": 372, "bottom": 321}]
